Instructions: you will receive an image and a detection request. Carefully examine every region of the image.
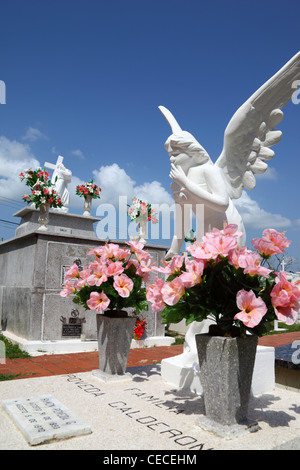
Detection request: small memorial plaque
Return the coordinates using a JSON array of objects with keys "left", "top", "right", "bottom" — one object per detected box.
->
[
  {"left": 55, "top": 226, "right": 72, "bottom": 235},
  {"left": 2, "top": 395, "right": 92, "bottom": 445},
  {"left": 62, "top": 323, "right": 82, "bottom": 337},
  {"left": 60, "top": 309, "right": 85, "bottom": 337}
]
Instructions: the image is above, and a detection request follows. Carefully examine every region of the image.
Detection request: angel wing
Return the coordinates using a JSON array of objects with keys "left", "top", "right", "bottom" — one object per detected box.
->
[
  {"left": 158, "top": 105, "right": 183, "bottom": 134},
  {"left": 215, "top": 51, "right": 300, "bottom": 199}
]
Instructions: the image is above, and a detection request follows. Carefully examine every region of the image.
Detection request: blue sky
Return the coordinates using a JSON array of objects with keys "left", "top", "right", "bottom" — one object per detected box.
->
[{"left": 0, "top": 0, "right": 299, "bottom": 269}]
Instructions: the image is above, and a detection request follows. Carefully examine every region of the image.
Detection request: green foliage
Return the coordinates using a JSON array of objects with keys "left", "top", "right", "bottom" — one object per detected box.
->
[{"left": 0, "top": 334, "right": 30, "bottom": 359}]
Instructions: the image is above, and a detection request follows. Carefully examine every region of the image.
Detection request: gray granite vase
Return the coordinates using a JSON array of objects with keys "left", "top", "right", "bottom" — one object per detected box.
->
[
  {"left": 195, "top": 333, "right": 259, "bottom": 437},
  {"left": 96, "top": 311, "right": 136, "bottom": 376}
]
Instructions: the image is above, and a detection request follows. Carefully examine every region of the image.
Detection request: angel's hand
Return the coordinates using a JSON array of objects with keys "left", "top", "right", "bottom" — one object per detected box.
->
[{"left": 169, "top": 163, "right": 187, "bottom": 187}]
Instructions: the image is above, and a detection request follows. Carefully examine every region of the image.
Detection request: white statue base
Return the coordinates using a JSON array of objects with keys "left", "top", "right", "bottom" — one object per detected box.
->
[{"left": 161, "top": 320, "right": 275, "bottom": 396}]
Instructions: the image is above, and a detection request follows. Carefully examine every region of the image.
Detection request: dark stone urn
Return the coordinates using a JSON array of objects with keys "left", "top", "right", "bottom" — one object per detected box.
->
[
  {"left": 195, "top": 332, "right": 260, "bottom": 439},
  {"left": 92, "top": 311, "right": 136, "bottom": 383}
]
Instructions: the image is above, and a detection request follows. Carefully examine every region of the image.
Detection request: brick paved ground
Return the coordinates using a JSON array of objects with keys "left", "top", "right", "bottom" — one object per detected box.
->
[{"left": 1, "top": 332, "right": 300, "bottom": 381}]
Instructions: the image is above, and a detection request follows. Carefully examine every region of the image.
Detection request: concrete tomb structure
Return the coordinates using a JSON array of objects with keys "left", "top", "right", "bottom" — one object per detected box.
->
[{"left": 0, "top": 206, "right": 172, "bottom": 355}]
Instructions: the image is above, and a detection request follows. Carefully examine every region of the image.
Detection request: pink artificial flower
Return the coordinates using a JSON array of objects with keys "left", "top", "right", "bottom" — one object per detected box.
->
[
  {"left": 116, "top": 247, "right": 131, "bottom": 261},
  {"left": 153, "top": 255, "right": 185, "bottom": 275},
  {"left": 135, "top": 249, "right": 152, "bottom": 264},
  {"left": 262, "top": 229, "right": 291, "bottom": 251},
  {"left": 234, "top": 249, "right": 272, "bottom": 278},
  {"left": 65, "top": 263, "right": 80, "bottom": 281},
  {"left": 87, "top": 263, "right": 108, "bottom": 286},
  {"left": 179, "top": 259, "right": 204, "bottom": 288},
  {"left": 88, "top": 243, "right": 120, "bottom": 260},
  {"left": 113, "top": 274, "right": 134, "bottom": 298},
  {"left": 106, "top": 260, "right": 124, "bottom": 277},
  {"left": 271, "top": 271, "right": 300, "bottom": 325},
  {"left": 73, "top": 268, "right": 91, "bottom": 289},
  {"left": 101, "top": 243, "right": 120, "bottom": 260},
  {"left": 136, "top": 257, "right": 153, "bottom": 282},
  {"left": 252, "top": 229, "right": 291, "bottom": 257},
  {"left": 222, "top": 223, "right": 244, "bottom": 239},
  {"left": 203, "top": 231, "right": 238, "bottom": 260},
  {"left": 126, "top": 240, "right": 145, "bottom": 253},
  {"left": 251, "top": 238, "right": 279, "bottom": 257},
  {"left": 234, "top": 290, "right": 267, "bottom": 328},
  {"left": 186, "top": 241, "right": 214, "bottom": 261},
  {"left": 60, "top": 281, "right": 76, "bottom": 297},
  {"left": 161, "top": 277, "right": 185, "bottom": 306},
  {"left": 86, "top": 246, "right": 105, "bottom": 257},
  {"left": 228, "top": 246, "right": 248, "bottom": 269},
  {"left": 146, "top": 276, "right": 165, "bottom": 312},
  {"left": 140, "top": 202, "right": 147, "bottom": 215},
  {"left": 87, "top": 291, "right": 110, "bottom": 313}
]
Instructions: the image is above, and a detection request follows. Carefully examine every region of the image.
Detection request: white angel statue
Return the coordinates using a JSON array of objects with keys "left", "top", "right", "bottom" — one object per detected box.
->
[{"left": 159, "top": 51, "right": 300, "bottom": 258}]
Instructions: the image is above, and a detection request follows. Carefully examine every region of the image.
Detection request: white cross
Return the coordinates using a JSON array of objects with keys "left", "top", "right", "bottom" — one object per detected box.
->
[{"left": 44, "top": 155, "right": 64, "bottom": 184}]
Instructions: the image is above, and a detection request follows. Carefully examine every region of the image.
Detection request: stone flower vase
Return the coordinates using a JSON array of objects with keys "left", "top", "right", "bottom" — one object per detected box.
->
[
  {"left": 38, "top": 203, "right": 50, "bottom": 231},
  {"left": 83, "top": 194, "right": 93, "bottom": 216},
  {"left": 195, "top": 332, "right": 260, "bottom": 439},
  {"left": 92, "top": 310, "right": 136, "bottom": 382},
  {"left": 138, "top": 219, "right": 147, "bottom": 243}
]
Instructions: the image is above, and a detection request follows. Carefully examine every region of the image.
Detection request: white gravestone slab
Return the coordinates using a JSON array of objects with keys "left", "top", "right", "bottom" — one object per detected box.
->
[{"left": 2, "top": 395, "right": 92, "bottom": 445}]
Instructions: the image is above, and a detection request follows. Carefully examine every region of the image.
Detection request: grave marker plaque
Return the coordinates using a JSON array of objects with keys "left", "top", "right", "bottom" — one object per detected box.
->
[
  {"left": 60, "top": 309, "right": 85, "bottom": 337},
  {"left": 2, "top": 395, "right": 92, "bottom": 445}
]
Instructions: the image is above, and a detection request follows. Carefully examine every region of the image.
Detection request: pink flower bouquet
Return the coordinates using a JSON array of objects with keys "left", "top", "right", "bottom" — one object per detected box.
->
[
  {"left": 127, "top": 197, "right": 158, "bottom": 223},
  {"left": 146, "top": 225, "right": 300, "bottom": 337},
  {"left": 60, "top": 241, "right": 152, "bottom": 315}
]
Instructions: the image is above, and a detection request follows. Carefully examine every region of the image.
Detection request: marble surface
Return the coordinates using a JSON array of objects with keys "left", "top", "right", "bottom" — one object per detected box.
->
[{"left": 1, "top": 365, "right": 300, "bottom": 450}]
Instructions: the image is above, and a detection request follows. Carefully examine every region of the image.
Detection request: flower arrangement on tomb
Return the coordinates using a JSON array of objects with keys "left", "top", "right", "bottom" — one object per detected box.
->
[
  {"left": 60, "top": 240, "right": 152, "bottom": 315},
  {"left": 19, "top": 168, "right": 63, "bottom": 209},
  {"left": 146, "top": 225, "right": 300, "bottom": 337},
  {"left": 127, "top": 197, "right": 158, "bottom": 224},
  {"left": 75, "top": 180, "right": 101, "bottom": 199},
  {"left": 133, "top": 317, "right": 147, "bottom": 340}
]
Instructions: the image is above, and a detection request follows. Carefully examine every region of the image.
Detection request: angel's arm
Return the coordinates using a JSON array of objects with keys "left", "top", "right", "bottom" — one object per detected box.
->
[{"left": 169, "top": 163, "right": 229, "bottom": 212}]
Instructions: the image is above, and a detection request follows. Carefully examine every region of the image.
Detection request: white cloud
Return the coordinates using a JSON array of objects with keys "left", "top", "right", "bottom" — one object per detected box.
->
[
  {"left": 22, "top": 127, "right": 47, "bottom": 142},
  {"left": 233, "top": 191, "right": 291, "bottom": 229},
  {"left": 0, "top": 136, "right": 40, "bottom": 199},
  {"left": 90, "top": 163, "right": 173, "bottom": 207},
  {"left": 71, "top": 149, "right": 85, "bottom": 159}
]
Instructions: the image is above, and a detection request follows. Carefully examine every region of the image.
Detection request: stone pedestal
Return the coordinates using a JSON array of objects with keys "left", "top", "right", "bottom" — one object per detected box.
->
[
  {"left": 14, "top": 206, "right": 99, "bottom": 238},
  {"left": 0, "top": 207, "right": 172, "bottom": 354}
]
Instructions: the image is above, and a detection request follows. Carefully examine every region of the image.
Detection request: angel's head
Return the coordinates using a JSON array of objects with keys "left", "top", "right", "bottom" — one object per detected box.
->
[{"left": 165, "top": 131, "right": 211, "bottom": 172}]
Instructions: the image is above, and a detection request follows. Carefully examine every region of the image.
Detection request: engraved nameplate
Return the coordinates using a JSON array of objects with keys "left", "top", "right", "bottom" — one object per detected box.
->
[
  {"left": 55, "top": 226, "right": 72, "bottom": 235},
  {"left": 2, "top": 395, "right": 92, "bottom": 445}
]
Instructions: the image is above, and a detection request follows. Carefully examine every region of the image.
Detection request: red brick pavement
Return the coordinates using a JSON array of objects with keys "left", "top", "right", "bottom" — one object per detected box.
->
[{"left": 1, "top": 332, "right": 299, "bottom": 381}]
